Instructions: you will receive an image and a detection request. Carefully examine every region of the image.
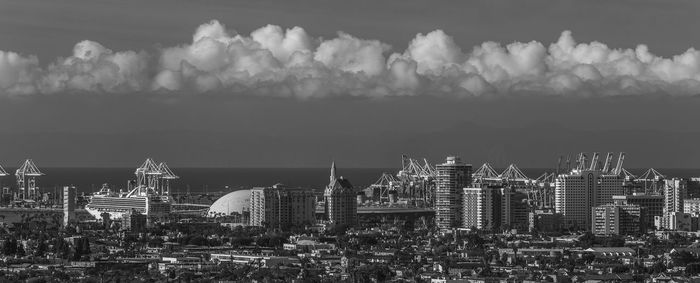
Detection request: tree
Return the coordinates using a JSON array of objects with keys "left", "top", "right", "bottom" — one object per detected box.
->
[
  {"left": 578, "top": 232, "right": 596, "bottom": 248},
  {"left": 464, "top": 233, "right": 485, "bottom": 249},
  {"left": 34, "top": 241, "right": 47, "bottom": 257},
  {"left": 327, "top": 224, "right": 348, "bottom": 236},
  {"left": 3, "top": 239, "right": 17, "bottom": 255},
  {"left": 605, "top": 236, "right": 625, "bottom": 247},
  {"left": 686, "top": 263, "right": 700, "bottom": 276},
  {"left": 403, "top": 219, "right": 415, "bottom": 232},
  {"left": 581, "top": 253, "right": 596, "bottom": 264},
  {"left": 611, "top": 265, "right": 630, "bottom": 273},
  {"left": 671, "top": 250, "right": 698, "bottom": 267},
  {"left": 650, "top": 262, "right": 667, "bottom": 274}
]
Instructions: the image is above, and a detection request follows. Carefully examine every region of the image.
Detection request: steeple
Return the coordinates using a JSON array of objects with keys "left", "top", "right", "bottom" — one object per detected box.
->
[{"left": 330, "top": 161, "right": 337, "bottom": 183}]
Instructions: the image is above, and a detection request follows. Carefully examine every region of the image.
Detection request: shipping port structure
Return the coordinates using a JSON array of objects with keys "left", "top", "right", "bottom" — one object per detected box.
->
[{"left": 85, "top": 158, "right": 177, "bottom": 221}]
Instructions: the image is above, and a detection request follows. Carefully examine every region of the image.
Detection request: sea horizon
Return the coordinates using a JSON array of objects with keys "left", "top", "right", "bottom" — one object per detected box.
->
[{"left": 2, "top": 167, "right": 697, "bottom": 194}]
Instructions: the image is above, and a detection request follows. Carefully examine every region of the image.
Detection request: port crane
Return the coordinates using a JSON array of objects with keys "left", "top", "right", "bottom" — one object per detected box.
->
[
  {"left": 499, "top": 164, "right": 530, "bottom": 184},
  {"left": 472, "top": 163, "right": 500, "bottom": 183},
  {"left": 0, "top": 164, "right": 7, "bottom": 201},
  {"left": 601, "top": 152, "right": 614, "bottom": 173},
  {"left": 158, "top": 162, "right": 179, "bottom": 196},
  {"left": 364, "top": 155, "right": 436, "bottom": 205},
  {"left": 367, "top": 173, "right": 401, "bottom": 202},
  {"left": 636, "top": 168, "right": 666, "bottom": 194},
  {"left": 395, "top": 155, "right": 436, "bottom": 204},
  {"left": 15, "top": 159, "right": 44, "bottom": 200},
  {"left": 127, "top": 158, "right": 179, "bottom": 199},
  {"left": 530, "top": 152, "right": 628, "bottom": 209}
]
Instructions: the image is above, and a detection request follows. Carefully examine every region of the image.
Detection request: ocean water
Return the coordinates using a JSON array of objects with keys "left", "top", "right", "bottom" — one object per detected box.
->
[{"left": 1, "top": 167, "right": 698, "bottom": 194}]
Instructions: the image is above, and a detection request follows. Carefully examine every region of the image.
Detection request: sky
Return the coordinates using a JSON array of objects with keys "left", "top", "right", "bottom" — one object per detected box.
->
[{"left": 0, "top": 0, "right": 700, "bottom": 168}]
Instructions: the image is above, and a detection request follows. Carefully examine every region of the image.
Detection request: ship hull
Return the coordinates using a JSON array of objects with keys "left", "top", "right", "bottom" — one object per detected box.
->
[{"left": 85, "top": 195, "right": 170, "bottom": 220}]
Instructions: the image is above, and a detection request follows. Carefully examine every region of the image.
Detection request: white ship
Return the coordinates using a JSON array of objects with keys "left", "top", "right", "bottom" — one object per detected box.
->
[{"left": 85, "top": 158, "right": 178, "bottom": 220}]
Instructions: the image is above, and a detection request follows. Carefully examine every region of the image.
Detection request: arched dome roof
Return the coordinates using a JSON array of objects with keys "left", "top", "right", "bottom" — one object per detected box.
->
[{"left": 208, "top": 190, "right": 251, "bottom": 217}]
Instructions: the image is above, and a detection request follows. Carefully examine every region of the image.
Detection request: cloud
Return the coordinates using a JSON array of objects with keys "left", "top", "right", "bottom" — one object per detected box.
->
[
  {"left": 2, "top": 20, "right": 700, "bottom": 97},
  {"left": 0, "top": 51, "right": 40, "bottom": 95}
]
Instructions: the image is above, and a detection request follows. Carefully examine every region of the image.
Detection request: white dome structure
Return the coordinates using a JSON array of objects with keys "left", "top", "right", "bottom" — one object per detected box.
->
[{"left": 208, "top": 190, "right": 251, "bottom": 217}]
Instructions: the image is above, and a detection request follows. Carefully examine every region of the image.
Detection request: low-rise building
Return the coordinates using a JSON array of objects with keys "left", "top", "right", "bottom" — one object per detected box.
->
[
  {"left": 655, "top": 212, "right": 697, "bottom": 231},
  {"left": 529, "top": 209, "right": 563, "bottom": 233},
  {"left": 612, "top": 194, "right": 663, "bottom": 230},
  {"left": 592, "top": 204, "right": 642, "bottom": 235}
]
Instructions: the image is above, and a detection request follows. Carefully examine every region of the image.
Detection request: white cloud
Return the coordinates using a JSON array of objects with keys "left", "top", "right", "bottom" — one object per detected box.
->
[{"left": 2, "top": 21, "right": 700, "bottom": 98}]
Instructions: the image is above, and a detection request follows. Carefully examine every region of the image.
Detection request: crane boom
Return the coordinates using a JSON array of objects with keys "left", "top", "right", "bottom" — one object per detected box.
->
[
  {"left": 557, "top": 156, "right": 562, "bottom": 175},
  {"left": 614, "top": 152, "right": 625, "bottom": 175},
  {"left": 589, "top": 152, "right": 599, "bottom": 170},
  {"left": 602, "top": 152, "right": 613, "bottom": 173},
  {"left": 576, "top": 153, "right": 587, "bottom": 170}
]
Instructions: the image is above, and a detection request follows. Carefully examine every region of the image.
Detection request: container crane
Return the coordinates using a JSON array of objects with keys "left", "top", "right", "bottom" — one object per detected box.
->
[
  {"left": 601, "top": 152, "right": 614, "bottom": 173},
  {"left": 613, "top": 152, "right": 625, "bottom": 175},
  {"left": 158, "top": 162, "right": 179, "bottom": 197},
  {"left": 15, "top": 159, "right": 44, "bottom": 200},
  {"left": 588, "top": 152, "right": 600, "bottom": 170}
]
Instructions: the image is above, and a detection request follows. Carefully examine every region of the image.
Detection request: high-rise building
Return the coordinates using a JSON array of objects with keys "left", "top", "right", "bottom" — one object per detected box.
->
[
  {"left": 592, "top": 204, "right": 642, "bottom": 235},
  {"left": 461, "top": 185, "right": 528, "bottom": 232},
  {"left": 324, "top": 162, "right": 357, "bottom": 227},
  {"left": 508, "top": 190, "right": 530, "bottom": 232},
  {"left": 435, "top": 156, "right": 471, "bottom": 229},
  {"left": 462, "top": 187, "right": 494, "bottom": 230},
  {"left": 612, "top": 194, "right": 663, "bottom": 230},
  {"left": 664, "top": 178, "right": 687, "bottom": 213},
  {"left": 250, "top": 184, "right": 316, "bottom": 229},
  {"left": 63, "top": 186, "right": 76, "bottom": 227},
  {"left": 555, "top": 169, "right": 623, "bottom": 230}
]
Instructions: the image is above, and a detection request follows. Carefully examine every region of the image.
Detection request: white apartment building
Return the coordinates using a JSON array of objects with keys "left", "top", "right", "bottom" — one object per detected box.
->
[
  {"left": 555, "top": 169, "right": 623, "bottom": 230},
  {"left": 462, "top": 187, "right": 494, "bottom": 230}
]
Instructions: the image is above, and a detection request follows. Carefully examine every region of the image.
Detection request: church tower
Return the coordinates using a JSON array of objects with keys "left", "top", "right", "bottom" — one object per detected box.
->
[{"left": 324, "top": 162, "right": 357, "bottom": 227}]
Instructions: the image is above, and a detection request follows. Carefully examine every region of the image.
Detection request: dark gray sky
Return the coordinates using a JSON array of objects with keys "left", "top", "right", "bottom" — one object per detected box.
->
[
  {"left": 0, "top": 0, "right": 699, "bottom": 168},
  {"left": 2, "top": 0, "right": 699, "bottom": 60}
]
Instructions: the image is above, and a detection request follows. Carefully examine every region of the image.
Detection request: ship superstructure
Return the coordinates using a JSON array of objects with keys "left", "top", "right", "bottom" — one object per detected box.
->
[{"left": 85, "top": 158, "right": 177, "bottom": 220}]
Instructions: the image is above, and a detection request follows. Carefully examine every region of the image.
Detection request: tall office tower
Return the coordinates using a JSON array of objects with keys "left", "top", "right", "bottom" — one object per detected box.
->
[
  {"left": 63, "top": 186, "right": 76, "bottom": 227},
  {"left": 592, "top": 204, "right": 642, "bottom": 235},
  {"left": 508, "top": 190, "right": 530, "bottom": 232},
  {"left": 613, "top": 194, "right": 664, "bottom": 230},
  {"left": 664, "top": 178, "right": 687, "bottom": 213},
  {"left": 324, "top": 162, "right": 357, "bottom": 227},
  {"left": 435, "top": 156, "right": 472, "bottom": 229},
  {"left": 498, "top": 187, "right": 511, "bottom": 230},
  {"left": 555, "top": 169, "right": 623, "bottom": 230},
  {"left": 462, "top": 187, "right": 495, "bottom": 230},
  {"left": 250, "top": 184, "right": 316, "bottom": 229}
]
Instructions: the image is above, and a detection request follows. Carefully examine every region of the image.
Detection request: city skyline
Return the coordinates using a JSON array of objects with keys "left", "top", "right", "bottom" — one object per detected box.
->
[{"left": 3, "top": 1, "right": 700, "bottom": 281}]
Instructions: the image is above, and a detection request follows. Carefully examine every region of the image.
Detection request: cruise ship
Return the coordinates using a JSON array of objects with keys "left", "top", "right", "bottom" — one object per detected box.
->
[{"left": 85, "top": 158, "right": 178, "bottom": 220}]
